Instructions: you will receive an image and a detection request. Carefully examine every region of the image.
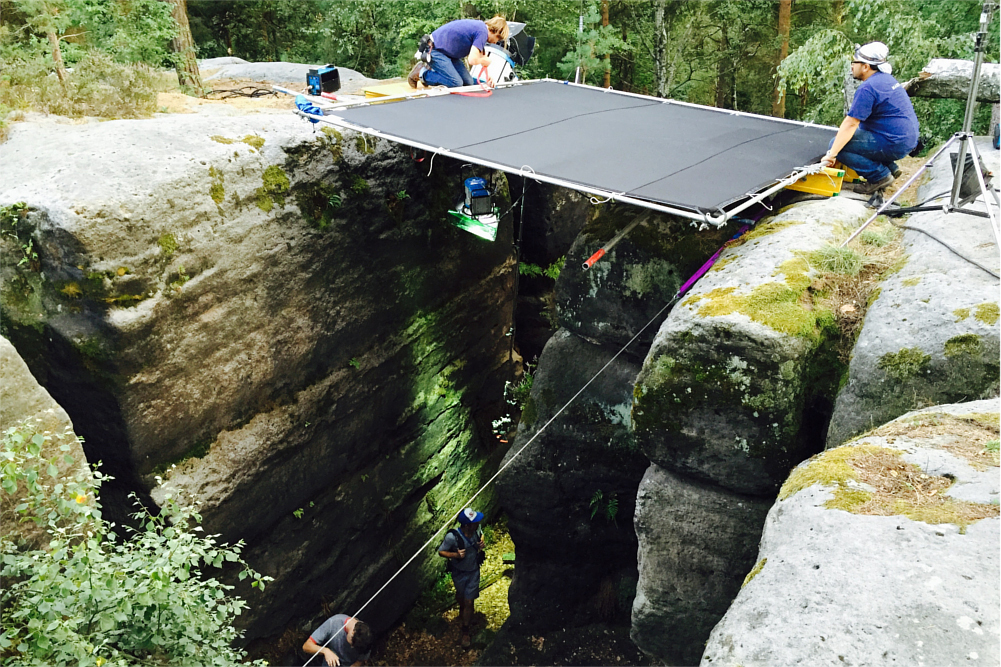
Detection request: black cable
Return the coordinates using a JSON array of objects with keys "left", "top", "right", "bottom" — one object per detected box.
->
[{"left": 890, "top": 219, "right": 1000, "bottom": 279}]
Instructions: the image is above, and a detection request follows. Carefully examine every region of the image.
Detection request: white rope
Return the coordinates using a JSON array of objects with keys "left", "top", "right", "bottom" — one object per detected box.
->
[{"left": 302, "top": 290, "right": 682, "bottom": 665}]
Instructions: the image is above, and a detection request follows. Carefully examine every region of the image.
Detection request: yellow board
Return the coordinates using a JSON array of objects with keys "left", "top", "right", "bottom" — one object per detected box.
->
[
  {"left": 785, "top": 166, "right": 845, "bottom": 197},
  {"left": 838, "top": 163, "right": 862, "bottom": 183},
  {"left": 363, "top": 81, "right": 421, "bottom": 98}
]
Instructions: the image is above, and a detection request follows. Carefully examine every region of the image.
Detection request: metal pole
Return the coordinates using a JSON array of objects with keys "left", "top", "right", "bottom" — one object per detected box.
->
[
  {"left": 950, "top": 2, "right": 993, "bottom": 208},
  {"left": 840, "top": 134, "right": 962, "bottom": 248},
  {"left": 967, "top": 139, "right": 1001, "bottom": 247}
]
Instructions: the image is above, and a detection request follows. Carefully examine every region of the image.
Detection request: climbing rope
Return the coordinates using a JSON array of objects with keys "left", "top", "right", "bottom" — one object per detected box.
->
[{"left": 301, "top": 222, "right": 751, "bottom": 665}]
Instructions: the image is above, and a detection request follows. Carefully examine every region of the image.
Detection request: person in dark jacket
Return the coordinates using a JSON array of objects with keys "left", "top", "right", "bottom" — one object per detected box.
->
[
  {"left": 408, "top": 16, "right": 509, "bottom": 89},
  {"left": 821, "top": 42, "right": 920, "bottom": 194},
  {"left": 438, "top": 507, "right": 486, "bottom": 648}
]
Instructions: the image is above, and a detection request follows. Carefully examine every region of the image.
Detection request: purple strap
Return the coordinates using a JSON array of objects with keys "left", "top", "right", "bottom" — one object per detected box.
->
[{"left": 677, "top": 225, "right": 750, "bottom": 297}]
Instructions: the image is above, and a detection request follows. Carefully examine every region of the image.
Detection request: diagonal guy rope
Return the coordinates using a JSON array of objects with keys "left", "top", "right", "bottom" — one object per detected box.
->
[{"left": 302, "top": 222, "right": 753, "bottom": 665}]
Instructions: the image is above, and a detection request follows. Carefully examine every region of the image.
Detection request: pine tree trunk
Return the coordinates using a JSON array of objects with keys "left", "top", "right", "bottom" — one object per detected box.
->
[
  {"left": 653, "top": 0, "right": 668, "bottom": 97},
  {"left": 47, "top": 30, "right": 67, "bottom": 86},
  {"left": 601, "top": 0, "right": 610, "bottom": 88},
  {"left": 167, "top": 0, "right": 204, "bottom": 96},
  {"left": 715, "top": 23, "right": 733, "bottom": 109},
  {"left": 771, "top": 0, "right": 791, "bottom": 118}
]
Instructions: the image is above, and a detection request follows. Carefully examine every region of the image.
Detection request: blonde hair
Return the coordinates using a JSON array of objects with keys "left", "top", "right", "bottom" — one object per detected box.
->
[{"left": 485, "top": 15, "right": 509, "bottom": 41}]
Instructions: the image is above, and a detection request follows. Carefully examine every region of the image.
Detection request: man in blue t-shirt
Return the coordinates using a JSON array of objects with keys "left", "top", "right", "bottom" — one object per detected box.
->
[
  {"left": 408, "top": 16, "right": 509, "bottom": 89},
  {"left": 821, "top": 42, "right": 920, "bottom": 195},
  {"left": 302, "top": 614, "right": 372, "bottom": 666}
]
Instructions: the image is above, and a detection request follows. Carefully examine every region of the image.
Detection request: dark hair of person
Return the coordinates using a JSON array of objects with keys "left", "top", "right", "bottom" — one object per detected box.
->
[{"left": 352, "top": 621, "right": 374, "bottom": 652}]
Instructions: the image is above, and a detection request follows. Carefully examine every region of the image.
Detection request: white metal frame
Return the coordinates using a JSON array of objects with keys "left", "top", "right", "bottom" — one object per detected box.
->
[{"left": 289, "top": 79, "right": 832, "bottom": 228}]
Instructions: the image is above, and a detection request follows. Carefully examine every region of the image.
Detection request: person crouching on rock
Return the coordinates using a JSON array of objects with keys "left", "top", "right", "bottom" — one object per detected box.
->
[
  {"left": 408, "top": 16, "right": 509, "bottom": 89},
  {"left": 438, "top": 507, "right": 486, "bottom": 648},
  {"left": 302, "top": 614, "right": 373, "bottom": 666}
]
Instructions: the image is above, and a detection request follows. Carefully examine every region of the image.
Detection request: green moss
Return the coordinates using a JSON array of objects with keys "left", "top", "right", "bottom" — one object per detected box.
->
[
  {"left": 953, "top": 307, "right": 971, "bottom": 321},
  {"left": 256, "top": 165, "right": 290, "bottom": 212},
  {"left": 741, "top": 558, "right": 767, "bottom": 588},
  {"left": 321, "top": 126, "right": 344, "bottom": 162},
  {"left": 241, "top": 134, "right": 265, "bottom": 151},
  {"left": 877, "top": 347, "right": 930, "bottom": 381},
  {"left": 293, "top": 180, "right": 341, "bottom": 231},
  {"left": 149, "top": 438, "right": 213, "bottom": 478},
  {"left": 779, "top": 444, "right": 883, "bottom": 500},
  {"left": 520, "top": 396, "right": 537, "bottom": 427},
  {"left": 944, "top": 333, "right": 983, "bottom": 358},
  {"left": 739, "top": 219, "right": 803, "bottom": 243},
  {"left": 349, "top": 175, "right": 370, "bottom": 195},
  {"left": 158, "top": 233, "right": 178, "bottom": 257},
  {"left": 208, "top": 166, "right": 225, "bottom": 204},
  {"left": 975, "top": 302, "right": 999, "bottom": 326},
  {"left": 623, "top": 258, "right": 679, "bottom": 299},
  {"left": 210, "top": 135, "right": 235, "bottom": 144},
  {"left": 355, "top": 135, "right": 375, "bottom": 154},
  {"left": 901, "top": 277, "right": 921, "bottom": 287}
]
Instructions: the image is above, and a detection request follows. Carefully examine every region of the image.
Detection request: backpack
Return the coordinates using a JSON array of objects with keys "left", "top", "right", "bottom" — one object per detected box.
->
[
  {"left": 444, "top": 528, "right": 485, "bottom": 573},
  {"left": 417, "top": 34, "right": 433, "bottom": 66}
]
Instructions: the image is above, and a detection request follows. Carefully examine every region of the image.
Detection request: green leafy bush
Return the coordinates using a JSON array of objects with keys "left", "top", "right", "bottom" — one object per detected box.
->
[
  {"left": 0, "top": 421, "right": 270, "bottom": 667},
  {"left": 0, "top": 51, "right": 160, "bottom": 120}
]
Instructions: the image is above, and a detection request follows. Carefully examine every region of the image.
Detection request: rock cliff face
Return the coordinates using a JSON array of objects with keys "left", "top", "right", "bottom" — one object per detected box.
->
[
  {"left": 0, "top": 110, "right": 516, "bottom": 639},
  {"left": 703, "top": 399, "right": 1000, "bottom": 667},
  {"left": 827, "top": 138, "right": 1000, "bottom": 447},
  {"left": 493, "top": 206, "right": 736, "bottom": 641},
  {"left": 628, "top": 199, "right": 871, "bottom": 664}
]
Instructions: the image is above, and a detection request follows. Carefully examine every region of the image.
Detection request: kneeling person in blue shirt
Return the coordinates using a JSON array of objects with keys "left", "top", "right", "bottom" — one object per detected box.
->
[
  {"left": 822, "top": 42, "right": 920, "bottom": 195},
  {"left": 409, "top": 16, "right": 509, "bottom": 89},
  {"left": 302, "top": 614, "right": 372, "bottom": 666},
  {"left": 439, "top": 507, "right": 486, "bottom": 648}
]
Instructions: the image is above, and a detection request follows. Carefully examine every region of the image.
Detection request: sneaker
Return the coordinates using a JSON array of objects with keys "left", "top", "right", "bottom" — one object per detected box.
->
[
  {"left": 853, "top": 173, "right": 895, "bottom": 195},
  {"left": 407, "top": 63, "right": 423, "bottom": 88},
  {"left": 891, "top": 165, "right": 902, "bottom": 179}
]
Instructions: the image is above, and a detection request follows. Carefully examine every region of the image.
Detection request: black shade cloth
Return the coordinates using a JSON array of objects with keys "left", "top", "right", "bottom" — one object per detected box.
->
[{"left": 331, "top": 81, "right": 836, "bottom": 213}]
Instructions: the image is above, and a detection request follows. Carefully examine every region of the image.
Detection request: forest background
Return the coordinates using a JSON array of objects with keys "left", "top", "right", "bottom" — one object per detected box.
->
[{"left": 1, "top": 0, "right": 999, "bottom": 145}]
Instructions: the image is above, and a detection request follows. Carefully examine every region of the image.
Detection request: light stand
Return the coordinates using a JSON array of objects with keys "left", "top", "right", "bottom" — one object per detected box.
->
[{"left": 841, "top": 2, "right": 1000, "bottom": 249}]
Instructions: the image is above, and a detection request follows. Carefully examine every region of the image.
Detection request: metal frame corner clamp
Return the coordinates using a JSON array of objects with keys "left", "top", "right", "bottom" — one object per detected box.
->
[{"left": 292, "top": 79, "right": 835, "bottom": 229}]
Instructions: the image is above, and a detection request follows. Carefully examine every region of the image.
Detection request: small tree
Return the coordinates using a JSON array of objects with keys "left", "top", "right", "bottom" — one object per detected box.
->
[{"left": 0, "top": 421, "right": 271, "bottom": 667}]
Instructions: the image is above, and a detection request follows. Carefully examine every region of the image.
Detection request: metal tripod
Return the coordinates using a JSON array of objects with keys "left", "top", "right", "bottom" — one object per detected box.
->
[{"left": 841, "top": 2, "right": 1000, "bottom": 249}]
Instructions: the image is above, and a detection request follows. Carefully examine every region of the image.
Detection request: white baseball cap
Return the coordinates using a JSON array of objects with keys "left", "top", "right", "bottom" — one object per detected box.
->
[
  {"left": 854, "top": 42, "right": 892, "bottom": 74},
  {"left": 458, "top": 507, "right": 484, "bottom": 524}
]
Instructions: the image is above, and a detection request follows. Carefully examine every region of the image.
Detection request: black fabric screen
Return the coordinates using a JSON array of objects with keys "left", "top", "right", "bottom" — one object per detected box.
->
[{"left": 332, "top": 81, "right": 836, "bottom": 213}]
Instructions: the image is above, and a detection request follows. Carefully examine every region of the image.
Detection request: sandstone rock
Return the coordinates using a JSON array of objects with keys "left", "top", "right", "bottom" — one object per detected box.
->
[
  {"left": 903, "top": 59, "right": 1001, "bottom": 102},
  {"left": 498, "top": 328, "right": 648, "bottom": 630},
  {"left": 703, "top": 399, "right": 1000, "bottom": 667},
  {"left": 631, "top": 463, "right": 771, "bottom": 666},
  {"left": 827, "top": 138, "right": 1000, "bottom": 447},
  {"left": 0, "top": 109, "right": 515, "bottom": 639},
  {"left": 633, "top": 198, "right": 871, "bottom": 496},
  {"left": 0, "top": 335, "right": 90, "bottom": 548},
  {"left": 558, "top": 205, "right": 733, "bottom": 349}
]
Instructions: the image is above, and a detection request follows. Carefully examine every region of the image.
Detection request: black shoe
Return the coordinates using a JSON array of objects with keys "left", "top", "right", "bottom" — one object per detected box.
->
[
  {"left": 891, "top": 166, "right": 902, "bottom": 179},
  {"left": 407, "top": 62, "right": 423, "bottom": 88},
  {"left": 854, "top": 173, "right": 895, "bottom": 195}
]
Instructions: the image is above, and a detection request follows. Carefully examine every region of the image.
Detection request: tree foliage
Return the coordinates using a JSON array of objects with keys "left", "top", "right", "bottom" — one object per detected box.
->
[{"left": 0, "top": 421, "right": 271, "bottom": 667}]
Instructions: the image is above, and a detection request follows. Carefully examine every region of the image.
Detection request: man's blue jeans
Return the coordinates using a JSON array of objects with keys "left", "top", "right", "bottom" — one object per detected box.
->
[
  {"left": 832, "top": 129, "right": 911, "bottom": 181},
  {"left": 423, "top": 49, "right": 475, "bottom": 88}
]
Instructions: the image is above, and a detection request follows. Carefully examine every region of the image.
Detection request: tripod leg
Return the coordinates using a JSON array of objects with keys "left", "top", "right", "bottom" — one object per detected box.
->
[{"left": 966, "top": 140, "right": 1000, "bottom": 248}]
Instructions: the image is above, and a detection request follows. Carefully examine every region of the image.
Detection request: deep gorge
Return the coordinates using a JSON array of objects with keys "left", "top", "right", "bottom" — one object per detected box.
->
[{"left": 2, "top": 112, "right": 998, "bottom": 666}]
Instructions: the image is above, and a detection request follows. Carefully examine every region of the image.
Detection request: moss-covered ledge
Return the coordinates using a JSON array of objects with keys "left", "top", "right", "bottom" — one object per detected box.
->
[{"left": 631, "top": 198, "right": 872, "bottom": 495}]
